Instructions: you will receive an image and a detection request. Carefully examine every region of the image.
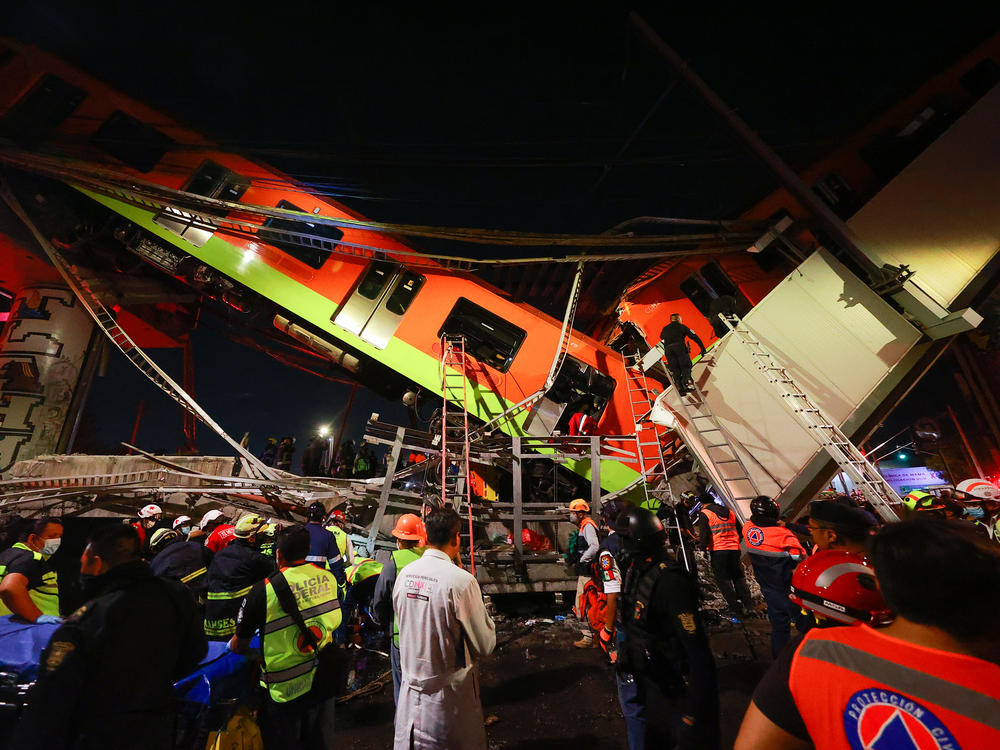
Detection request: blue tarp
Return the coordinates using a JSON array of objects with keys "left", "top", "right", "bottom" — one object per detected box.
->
[{"left": 0, "top": 616, "right": 258, "bottom": 706}]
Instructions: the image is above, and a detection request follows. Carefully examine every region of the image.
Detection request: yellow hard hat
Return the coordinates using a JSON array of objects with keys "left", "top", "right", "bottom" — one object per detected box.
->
[
  {"left": 234, "top": 513, "right": 266, "bottom": 538},
  {"left": 568, "top": 499, "right": 590, "bottom": 513}
]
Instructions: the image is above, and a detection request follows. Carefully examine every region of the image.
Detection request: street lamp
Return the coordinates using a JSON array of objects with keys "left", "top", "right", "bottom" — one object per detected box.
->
[{"left": 318, "top": 425, "right": 330, "bottom": 437}]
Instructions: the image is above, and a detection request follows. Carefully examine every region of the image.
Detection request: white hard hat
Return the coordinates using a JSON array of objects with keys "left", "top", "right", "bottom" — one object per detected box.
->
[
  {"left": 199, "top": 509, "right": 226, "bottom": 530},
  {"left": 173, "top": 515, "right": 193, "bottom": 529},
  {"left": 138, "top": 504, "right": 163, "bottom": 519}
]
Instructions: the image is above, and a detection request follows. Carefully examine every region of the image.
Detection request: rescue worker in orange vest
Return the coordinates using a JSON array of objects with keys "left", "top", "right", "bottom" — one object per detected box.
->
[
  {"left": 806, "top": 499, "right": 875, "bottom": 555},
  {"left": 696, "top": 494, "right": 752, "bottom": 619},
  {"left": 372, "top": 513, "right": 426, "bottom": 707},
  {"left": 742, "top": 496, "right": 808, "bottom": 656},
  {"left": 568, "top": 499, "right": 600, "bottom": 647},
  {"left": 735, "top": 520, "right": 1000, "bottom": 750}
]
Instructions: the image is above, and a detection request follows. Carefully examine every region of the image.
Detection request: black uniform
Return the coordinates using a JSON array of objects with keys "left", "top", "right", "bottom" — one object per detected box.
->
[
  {"left": 659, "top": 321, "right": 706, "bottom": 393},
  {"left": 13, "top": 560, "right": 207, "bottom": 750},
  {"left": 150, "top": 539, "right": 214, "bottom": 598},
  {"left": 203, "top": 538, "right": 275, "bottom": 640},
  {"left": 618, "top": 555, "right": 720, "bottom": 750}
]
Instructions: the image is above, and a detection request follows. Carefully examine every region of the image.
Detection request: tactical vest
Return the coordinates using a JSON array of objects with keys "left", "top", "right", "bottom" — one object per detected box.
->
[
  {"left": 789, "top": 624, "right": 1000, "bottom": 749},
  {"left": 572, "top": 517, "right": 599, "bottom": 574},
  {"left": 0, "top": 543, "right": 59, "bottom": 616},
  {"left": 390, "top": 547, "right": 424, "bottom": 646},
  {"left": 701, "top": 507, "right": 740, "bottom": 551},
  {"left": 204, "top": 544, "right": 266, "bottom": 639},
  {"left": 261, "top": 564, "right": 342, "bottom": 703},
  {"left": 618, "top": 559, "right": 685, "bottom": 686}
]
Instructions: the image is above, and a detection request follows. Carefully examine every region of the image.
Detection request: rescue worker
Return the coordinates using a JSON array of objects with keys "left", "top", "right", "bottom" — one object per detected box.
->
[
  {"left": 0, "top": 516, "right": 63, "bottom": 623},
  {"left": 568, "top": 498, "right": 600, "bottom": 647},
  {"left": 259, "top": 521, "right": 280, "bottom": 557},
  {"left": 567, "top": 400, "right": 597, "bottom": 436},
  {"left": 172, "top": 515, "right": 194, "bottom": 537},
  {"left": 742, "top": 496, "right": 808, "bottom": 656},
  {"left": 325, "top": 508, "right": 356, "bottom": 566},
  {"left": 304, "top": 502, "right": 347, "bottom": 592},
  {"left": 735, "top": 520, "right": 1000, "bottom": 750},
  {"left": 697, "top": 494, "right": 752, "bottom": 618},
  {"left": 149, "top": 527, "right": 214, "bottom": 601},
  {"left": 203, "top": 509, "right": 237, "bottom": 553},
  {"left": 393, "top": 508, "right": 496, "bottom": 750},
  {"left": 372, "top": 513, "right": 426, "bottom": 706},
  {"left": 354, "top": 442, "right": 376, "bottom": 478},
  {"left": 231, "top": 525, "right": 342, "bottom": 750},
  {"left": 659, "top": 313, "right": 706, "bottom": 395},
  {"left": 14, "top": 524, "right": 206, "bottom": 750},
  {"left": 131, "top": 503, "right": 162, "bottom": 549},
  {"left": 806, "top": 499, "right": 874, "bottom": 555},
  {"left": 615, "top": 507, "right": 720, "bottom": 750},
  {"left": 203, "top": 513, "right": 274, "bottom": 640},
  {"left": 707, "top": 294, "right": 737, "bottom": 338}
]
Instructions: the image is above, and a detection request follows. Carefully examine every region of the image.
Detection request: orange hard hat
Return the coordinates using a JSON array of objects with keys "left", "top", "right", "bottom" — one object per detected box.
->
[
  {"left": 392, "top": 513, "right": 425, "bottom": 541},
  {"left": 568, "top": 499, "right": 590, "bottom": 513}
]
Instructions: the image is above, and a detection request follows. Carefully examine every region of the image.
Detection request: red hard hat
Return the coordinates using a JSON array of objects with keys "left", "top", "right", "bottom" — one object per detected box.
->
[
  {"left": 789, "top": 550, "right": 892, "bottom": 626},
  {"left": 330, "top": 510, "right": 346, "bottom": 522},
  {"left": 391, "top": 513, "right": 425, "bottom": 542}
]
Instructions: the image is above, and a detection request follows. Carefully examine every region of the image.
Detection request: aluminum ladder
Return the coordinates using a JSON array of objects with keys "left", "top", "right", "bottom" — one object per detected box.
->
[
  {"left": 440, "top": 335, "right": 476, "bottom": 572},
  {"left": 662, "top": 361, "right": 758, "bottom": 524},
  {"left": 719, "top": 314, "right": 900, "bottom": 521},
  {"left": 0, "top": 180, "right": 279, "bottom": 482}
]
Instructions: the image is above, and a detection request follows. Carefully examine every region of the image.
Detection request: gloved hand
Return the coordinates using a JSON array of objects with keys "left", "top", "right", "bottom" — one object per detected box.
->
[
  {"left": 597, "top": 626, "right": 617, "bottom": 664},
  {"left": 35, "top": 615, "right": 62, "bottom": 625}
]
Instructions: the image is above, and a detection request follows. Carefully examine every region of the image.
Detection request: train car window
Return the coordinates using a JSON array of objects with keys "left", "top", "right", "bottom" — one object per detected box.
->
[
  {"left": 438, "top": 297, "right": 526, "bottom": 373},
  {"left": 699, "top": 262, "right": 738, "bottom": 298},
  {"left": 385, "top": 271, "right": 425, "bottom": 315},
  {"left": 679, "top": 276, "right": 713, "bottom": 317},
  {"left": 262, "top": 200, "right": 344, "bottom": 270},
  {"left": 91, "top": 110, "right": 173, "bottom": 173},
  {"left": 0, "top": 74, "right": 86, "bottom": 146},
  {"left": 357, "top": 261, "right": 397, "bottom": 299}
]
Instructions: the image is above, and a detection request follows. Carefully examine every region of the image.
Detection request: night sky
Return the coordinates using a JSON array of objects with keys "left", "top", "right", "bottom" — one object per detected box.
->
[{"left": 5, "top": 3, "right": 998, "bottom": 465}]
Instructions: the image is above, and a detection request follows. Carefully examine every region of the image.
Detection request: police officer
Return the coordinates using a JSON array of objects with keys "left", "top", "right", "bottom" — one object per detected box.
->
[
  {"left": 372, "top": 513, "right": 426, "bottom": 706},
  {"left": 324, "top": 509, "right": 356, "bottom": 566},
  {"left": 304, "top": 502, "right": 347, "bottom": 591},
  {"left": 231, "top": 525, "right": 342, "bottom": 750},
  {"left": 14, "top": 524, "right": 206, "bottom": 750},
  {"left": 149, "top": 528, "right": 214, "bottom": 602},
  {"left": 203, "top": 513, "right": 275, "bottom": 640},
  {"left": 659, "top": 313, "right": 706, "bottom": 395},
  {"left": 735, "top": 520, "right": 1000, "bottom": 750},
  {"left": 742, "top": 496, "right": 808, "bottom": 656},
  {"left": 0, "top": 516, "right": 63, "bottom": 623},
  {"left": 615, "top": 507, "right": 720, "bottom": 750},
  {"left": 697, "top": 494, "right": 752, "bottom": 618}
]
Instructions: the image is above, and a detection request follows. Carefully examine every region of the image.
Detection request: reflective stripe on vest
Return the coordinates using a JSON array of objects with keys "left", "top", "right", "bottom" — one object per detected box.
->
[
  {"left": 789, "top": 625, "right": 1000, "bottom": 749},
  {"left": 390, "top": 547, "right": 424, "bottom": 646},
  {"left": 261, "top": 564, "right": 343, "bottom": 703},
  {"left": 180, "top": 566, "right": 207, "bottom": 584},
  {"left": 701, "top": 508, "right": 739, "bottom": 551},
  {"left": 742, "top": 523, "right": 806, "bottom": 559},
  {"left": 0, "top": 543, "right": 59, "bottom": 616},
  {"left": 206, "top": 585, "right": 253, "bottom": 600}
]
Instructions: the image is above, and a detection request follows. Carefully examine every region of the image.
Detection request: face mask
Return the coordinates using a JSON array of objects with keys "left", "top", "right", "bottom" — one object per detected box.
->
[
  {"left": 41, "top": 538, "right": 61, "bottom": 557},
  {"left": 179, "top": 526, "right": 192, "bottom": 536},
  {"left": 965, "top": 506, "right": 985, "bottom": 520}
]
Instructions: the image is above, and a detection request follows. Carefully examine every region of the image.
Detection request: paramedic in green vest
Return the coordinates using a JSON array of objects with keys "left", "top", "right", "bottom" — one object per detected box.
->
[
  {"left": 325, "top": 509, "right": 356, "bottom": 566},
  {"left": 0, "top": 516, "right": 63, "bottom": 623},
  {"left": 231, "top": 524, "right": 342, "bottom": 750},
  {"left": 372, "top": 513, "right": 426, "bottom": 706}
]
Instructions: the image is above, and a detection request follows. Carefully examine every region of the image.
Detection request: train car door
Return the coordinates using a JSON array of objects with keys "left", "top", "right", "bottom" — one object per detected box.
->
[{"left": 333, "top": 261, "right": 425, "bottom": 349}]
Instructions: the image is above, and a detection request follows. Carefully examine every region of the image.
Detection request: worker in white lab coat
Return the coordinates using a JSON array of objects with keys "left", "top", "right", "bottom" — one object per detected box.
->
[{"left": 393, "top": 507, "right": 496, "bottom": 750}]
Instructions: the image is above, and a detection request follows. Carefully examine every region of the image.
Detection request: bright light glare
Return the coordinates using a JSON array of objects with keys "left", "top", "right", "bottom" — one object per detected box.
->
[{"left": 318, "top": 425, "right": 330, "bottom": 437}]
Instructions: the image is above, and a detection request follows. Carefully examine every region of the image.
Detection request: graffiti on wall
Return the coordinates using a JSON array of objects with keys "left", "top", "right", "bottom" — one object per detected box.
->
[{"left": 0, "top": 287, "right": 93, "bottom": 475}]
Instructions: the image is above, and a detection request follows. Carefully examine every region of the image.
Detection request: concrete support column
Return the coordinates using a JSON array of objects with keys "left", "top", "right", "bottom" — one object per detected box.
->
[{"left": 0, "top": 285, "right": 96, "bottom": 475}]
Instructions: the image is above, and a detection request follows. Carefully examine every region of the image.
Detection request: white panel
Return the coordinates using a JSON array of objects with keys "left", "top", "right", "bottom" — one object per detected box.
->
[
  {"left": 653, "top": 249, "right": 922, "bottom": 509},
  {"left": 848, "top": 85, "right": 1000, "bottom": 308}
]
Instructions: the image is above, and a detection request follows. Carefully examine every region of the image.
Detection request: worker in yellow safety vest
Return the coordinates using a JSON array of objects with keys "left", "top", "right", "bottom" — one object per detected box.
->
[
  {"left": 0, "top": 516, "right": 63, "bottom": 623},
  {"left": 230, "top": 524, "right": 342, "bottom": 748},
  {"left": 372, "top": 514, "right": 426, "bottom": 707},
  {"left": 324, "top": 509, "right": 356, "bottom": 566}
]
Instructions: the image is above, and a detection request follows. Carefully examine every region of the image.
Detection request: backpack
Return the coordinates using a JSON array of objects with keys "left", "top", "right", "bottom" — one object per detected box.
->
[{"left": 577, "top": 579, "right": 609, "bottom": 632}]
